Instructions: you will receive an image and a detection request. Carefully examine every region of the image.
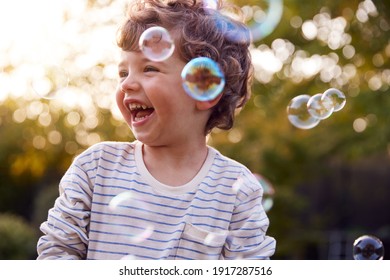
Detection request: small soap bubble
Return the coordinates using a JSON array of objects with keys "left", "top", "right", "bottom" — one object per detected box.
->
[
  {"left": 307, "top": 93, "right": 334, "bottom": 120},
  {"left": 262, "top": 198, "right": 273, "bottom": 213},
  {"left": 120, "top": 254, "right": 137, "bottom": 260},
  {"left": 139, "top": 26, "right": 175, "bottom": 62},
  {"left": 202, "top": 0, "right": 218, "bottom": 10},
  {"left": 181, "top": 57, "right": 225, "bottom": 101},
  {"left": 204, "top": 230, "right": 228, "bottom": 246},
  {"left": 253, "top": 173, "right": 275, "bottom": 212},
  {"left": 353, "top": 235, "right": 385, "bottom": 260},
  {"left": 130, "top": 225, "right": 154, "bottom": 243},
  {"left": 287, "top": 94, "right": 320, "bottom": 129},
  {"left": 232, "top": 175, "right": 244, "bottom": 194},
  {"left": 109, "top": 191, "right": 155, "bottom": 244},
  {"left": 108, "top": 191, "right": 132, "bottom": 211},
  {"left": 32, "top": 65, "right": 69, "bottom": 99},
  {"left": 322, "top": 88, "right": 346, "bottom": 112}
]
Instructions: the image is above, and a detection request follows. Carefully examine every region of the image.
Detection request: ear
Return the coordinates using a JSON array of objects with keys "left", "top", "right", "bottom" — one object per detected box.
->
[{"left": 195, "top": 93, "right": 223, "bottom": 111}]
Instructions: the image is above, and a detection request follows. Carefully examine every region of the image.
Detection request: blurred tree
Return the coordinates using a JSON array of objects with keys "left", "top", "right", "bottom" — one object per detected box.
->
[{"left": 0, "top": 213, "right": 37, "bottom": 259}]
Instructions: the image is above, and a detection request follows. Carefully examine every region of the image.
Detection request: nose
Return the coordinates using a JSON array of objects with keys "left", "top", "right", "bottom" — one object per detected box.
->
[{"left": 120, "top": 75, "right": 141, "bottom": 94}]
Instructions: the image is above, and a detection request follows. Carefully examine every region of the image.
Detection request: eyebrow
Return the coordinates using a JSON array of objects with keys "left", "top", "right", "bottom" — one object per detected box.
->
[
  {"left": 118, "top": 61, "right": 127, "bottom": 68},
  {"left": 118, "top": 56, "right": 169, "bottom": 68}
]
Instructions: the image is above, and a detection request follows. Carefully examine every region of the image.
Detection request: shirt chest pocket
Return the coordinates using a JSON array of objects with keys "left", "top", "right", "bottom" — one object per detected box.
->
[{"left": 175, "top": 223, "right": 227, "bottom": 260}]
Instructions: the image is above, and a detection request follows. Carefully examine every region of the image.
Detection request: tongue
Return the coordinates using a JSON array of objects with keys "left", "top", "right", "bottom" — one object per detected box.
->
[{"left": 135, "top": 108, "right": 154, "bottom": 118}]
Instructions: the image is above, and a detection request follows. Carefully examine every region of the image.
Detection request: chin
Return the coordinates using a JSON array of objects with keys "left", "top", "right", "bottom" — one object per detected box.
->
[{"left": 137, "top": 137, "right": 166, "bottom": 147}]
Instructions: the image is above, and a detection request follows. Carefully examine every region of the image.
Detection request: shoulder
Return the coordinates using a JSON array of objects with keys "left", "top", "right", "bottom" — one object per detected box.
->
[
  {"left": 74, "top": 141, "right": 137, "bottom": 164},
  {"left": 209, "top": 146, "right": 263, "bottom": 194},
  {"left": 210, "top": 146, "right": 254, "bottom": 176}
]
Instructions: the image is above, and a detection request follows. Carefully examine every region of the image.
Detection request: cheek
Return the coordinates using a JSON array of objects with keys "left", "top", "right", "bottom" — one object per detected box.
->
[
  {"left": 115, "top": 88, "right": 128, "bottom": 116},
  {"left": 115, "top": 87, "right": 124, "bottom": 106}
]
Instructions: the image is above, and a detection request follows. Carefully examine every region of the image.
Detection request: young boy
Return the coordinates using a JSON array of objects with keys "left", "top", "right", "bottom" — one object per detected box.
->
[{"left": 37, "top": 0, "right": 276, "bottom": 260}]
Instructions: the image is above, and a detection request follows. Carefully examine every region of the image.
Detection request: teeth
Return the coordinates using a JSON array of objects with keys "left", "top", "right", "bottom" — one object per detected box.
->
[{"left": 128, "top": 103, "right": 151, "bottom": 111}]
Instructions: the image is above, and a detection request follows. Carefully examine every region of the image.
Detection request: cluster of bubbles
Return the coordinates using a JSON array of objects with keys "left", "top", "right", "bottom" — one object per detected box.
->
[
  {"left": 352, "top": 235, "right": 385, "bottom": 260},
  {"left": 139, "top": 26, "right": 226, "bottom": 102},
  {"left": 287, "top": 88, "right": 346, "bottom": 129}
]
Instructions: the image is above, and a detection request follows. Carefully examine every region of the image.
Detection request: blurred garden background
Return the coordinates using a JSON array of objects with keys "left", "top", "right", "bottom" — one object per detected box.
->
[{"left": 0, "top": 0, "right": 389, "bottom": 259}]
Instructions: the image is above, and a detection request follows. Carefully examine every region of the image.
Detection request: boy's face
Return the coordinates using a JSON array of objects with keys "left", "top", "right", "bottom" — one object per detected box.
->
[{"left": 116, "top": 48, "right": 209, "bottom": 146}]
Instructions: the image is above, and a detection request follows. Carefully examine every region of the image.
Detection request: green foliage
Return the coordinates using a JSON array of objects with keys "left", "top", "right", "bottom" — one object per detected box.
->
[{"left": 0, "top": 214, "right": 37, "bottom": 259}]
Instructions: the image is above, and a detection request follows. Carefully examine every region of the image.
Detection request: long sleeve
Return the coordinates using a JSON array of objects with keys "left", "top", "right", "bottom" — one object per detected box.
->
[
  {"left": 36, "top": 142, "right": 276, "bottom": 260},
  {"left": 37, "top": 157, "right": 93, "bottom": 259},
  {"left": 222, "top": 172, "right": 276, "bottom": 259}
]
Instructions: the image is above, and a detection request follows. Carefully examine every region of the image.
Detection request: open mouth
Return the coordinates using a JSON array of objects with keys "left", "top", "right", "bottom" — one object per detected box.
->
[{"left": 128, "top": 103, "right": 155, "bottom": 122}]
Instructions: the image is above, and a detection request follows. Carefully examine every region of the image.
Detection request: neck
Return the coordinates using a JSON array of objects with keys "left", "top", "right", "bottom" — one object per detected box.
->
[{"left": 141, "top": 140, "right": 209, "bottom": 186}]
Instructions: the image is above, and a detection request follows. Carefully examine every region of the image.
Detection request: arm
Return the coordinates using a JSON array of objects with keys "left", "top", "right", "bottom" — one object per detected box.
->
[
  {"left": 37, "top": 161, "right": 93, "bottom": 260},
  {"left": 222, "top": 173, "right": 276, "bottom": 259}
]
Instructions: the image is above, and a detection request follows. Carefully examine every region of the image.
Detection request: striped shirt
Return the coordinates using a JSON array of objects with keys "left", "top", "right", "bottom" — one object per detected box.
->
[{"left": 37, "top": 141, "right": 276, "bottom": 260}]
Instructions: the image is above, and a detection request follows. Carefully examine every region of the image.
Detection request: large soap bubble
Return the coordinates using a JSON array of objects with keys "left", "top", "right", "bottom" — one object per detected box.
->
[
  {"left": 244, "top": 0, "right": 284, "bottom": 42},
  {"left": 181, "top": 57, "right": 225, "bottom": 101},
  {"left": 108, "top": 191, "right": 155, "bottom": 244}
]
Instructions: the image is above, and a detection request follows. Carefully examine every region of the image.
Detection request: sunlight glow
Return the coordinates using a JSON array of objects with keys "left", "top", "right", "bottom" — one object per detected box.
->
[
  {"left": 0, "top": 0, "right": 125, "bottom": 105},
  {"left": 0, "top": 0, "right": 127, "bottom": 152}
]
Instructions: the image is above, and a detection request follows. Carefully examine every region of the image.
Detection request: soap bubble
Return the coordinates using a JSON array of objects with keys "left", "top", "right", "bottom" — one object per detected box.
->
[
  {"left": 210, "top": 0, "right": 283, "bottom": 43},
  {"left": 232, "top": 176, "right": 244, "bottom": 194},
  {"left": 253, "top": 173, "right": 275, "bottom": 212},
  {"left": 322, "top": 88, "right": 346, "bottom": 112},
  {"left": 109, "top": 191, "right": 155, "bottom": 244},
  {"left": 287, "top": 94, "right": 320, "bottom": 129},
  {"left": 287, "top": 88, "right": 346, "bottom": 129},
  {"left": 120, "top": 255, "right": 137, "bottom": 260},
  {"left": 353, "top": 235, "right": 385, "bottom": 260},
  {"left": 31, "top": 65, "right": 69, "bottom": 99},
  {"left": 307, "top": 93, "right": 334, "bottom": 120},
  {"left": 245, "top": 0, "right": 284, "bottom": 42},
  {"left": 202, "top": 0, "right": 218, "bottom": 10},
  {"left": 181, "top": 57, "right": 225, "bottom": 101},
  {"left": 204, "top": 230, "right": 228, "bottom": 246},
  {"left": 108, "top": 191, "right": 132, "bottom": 211},
  {"left": 139, "top": 26, "right": 175, "bottom": 62}
]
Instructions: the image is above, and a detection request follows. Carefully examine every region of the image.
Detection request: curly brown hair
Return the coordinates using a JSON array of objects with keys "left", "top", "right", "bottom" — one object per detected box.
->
[{"left": 117, "top": 0, "right": 253, "bottom": 134}]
